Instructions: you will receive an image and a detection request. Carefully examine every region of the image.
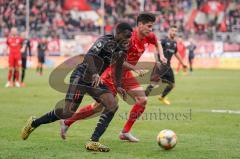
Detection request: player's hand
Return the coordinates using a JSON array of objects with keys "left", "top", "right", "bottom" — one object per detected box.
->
[
  {"left": 92, "top": 74, "right": 103, "bottom": 88},
  {"left": 160, "top": 56, "right": 167, "bottom": 64},
  {"left": 182, "top": 64, "right": 188, "bottom": 71},
  {"left": 182, "top": 64, "right": 187, "bottom": 69},
  {"left": 135, "top": 69, "right": 146, "bottom": 77},
  {"left": 117, "top": 87, "right": 127, "bottom": 101}
]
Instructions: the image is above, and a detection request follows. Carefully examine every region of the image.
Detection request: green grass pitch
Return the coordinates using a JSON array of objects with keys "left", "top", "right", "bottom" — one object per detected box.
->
[{"left": 0, "top": 68, "right": 240, "bottom": 159}]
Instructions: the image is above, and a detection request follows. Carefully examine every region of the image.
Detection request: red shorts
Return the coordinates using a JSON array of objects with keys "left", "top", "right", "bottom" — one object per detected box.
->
[
  {"left": 9, "top": 55, "right": 21, "bottom": 68},
  {"left": 101, "top": 67, "right": 141, "bottom": 96}
]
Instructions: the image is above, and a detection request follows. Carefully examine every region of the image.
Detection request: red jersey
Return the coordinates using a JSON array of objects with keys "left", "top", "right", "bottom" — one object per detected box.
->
[
  {"left": 102, "top": 29, "right": 158, "bottom": 91},
  {"left": 177, "top": 41, "right": 186, "bottom": 58},
  {"left": 7, "top": 36, "right": 23, "bottom": 56},
  {"left": 126, "top": 29, "right": 158, "bottom": 66}
]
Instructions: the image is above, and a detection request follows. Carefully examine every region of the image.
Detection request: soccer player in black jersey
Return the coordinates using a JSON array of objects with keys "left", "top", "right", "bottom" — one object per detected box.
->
[
  {"left": 36, "top": 37, "right": 47, "bottom": 76},
  {"left": 21, "top": 22, "right": 133, "bottom": 152},
  {"left": 20, "top": 32, "right": 31, "bottom": 86},
  {"left": 187, "top": 39, "right": 197, "bottom": 72},
  {"left": 145, "top": 25, "right": 187, "bottom": 105}
]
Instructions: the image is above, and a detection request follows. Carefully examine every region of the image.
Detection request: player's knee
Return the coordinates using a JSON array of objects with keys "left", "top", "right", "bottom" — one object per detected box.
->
[
  {"left": 92, "top": 102, "right": 104, "bottom": 113},
  {"left": 137, "top": 96, "right": 148, "bottom": 106},
  {"left": 55, "top": 108, "right": 73, "bottom": 119},
  {"left": 105, "top": 99, "right": 118, "bottom": 113},
  {"left": 56, "top": 100, "right": 78, "bottom": 119}
]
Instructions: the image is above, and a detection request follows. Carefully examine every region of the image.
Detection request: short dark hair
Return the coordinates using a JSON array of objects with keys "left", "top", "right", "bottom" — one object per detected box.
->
[
  {"left": 170, "top": 25, "right": 178, "bottom": 29},
  {"left": 137, "top": 13, "right": 156, "bottom": 25},
  {"left": 115, "top": 22, "right": 133, "bottom": 38},
  {"left": 116, "top": 22, "right": 133, "bottom": 34}
]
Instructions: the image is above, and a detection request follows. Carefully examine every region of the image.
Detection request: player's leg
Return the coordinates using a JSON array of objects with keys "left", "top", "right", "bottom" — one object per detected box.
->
[
  {"left": 60, "top": 70, "right": 119, "bottom": 140},
  {"left": 6, "top": 56, "right": 14, "bottom": 87},
  {"left": 86, "top": 92, "right": 119, "bottom": 152},
  {"left": 60, "top": 102, "right": 104, "bottom": 140},
  {"left": 39, "top": 62, "right": 43, "bottom": 75},
  {"left": 36, "top": 57, "right": 41, "bottom": 74},
  {"left": 120, "top": 85, "right": 147, "bottom": 142},
  {"left": 21, "top": 77, "right": 84, "bottom": 140},
  {"left": 36, "top": 61, "right": 39, "bottom": 73},
  {"left": 176, "top": 62, "right": 181, "bottom": 74},
  {"left": 21, "top": 57, "right": 27, "bottom": 86},
  {"left": 14, "top": 57, "right": 21, "bottom": 87},
  {"left": 6, "top": 67, "right": 13, "bottom": 87},
  {"left": 159, "top": 68, "right": 175, "bottom": 105},
  {"left": 64, "top": 102, "right": 103, "bottom": 126},
  {"left": 40, "top": 56, "right": 45, "bottom": 75},
  {"left": 145, "top": 63, "right": 167, "bottom": 96},
  {"left": 189, "top": 57, "right": 193, "bottom": 72}
]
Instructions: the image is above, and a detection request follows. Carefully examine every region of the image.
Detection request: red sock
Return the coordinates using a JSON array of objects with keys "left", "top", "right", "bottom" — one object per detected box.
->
[
  {"left": 8, "top": 70, "right": 13, "bottom": 81},
  {"left": 15, "top": 70, "right": 19, "bottom": 81},
  {"left": 122, "top": 104, "right": 145, "bottom": 133},
  {"left": 64, "top": 104, "right": 95, "bottom": 126}
]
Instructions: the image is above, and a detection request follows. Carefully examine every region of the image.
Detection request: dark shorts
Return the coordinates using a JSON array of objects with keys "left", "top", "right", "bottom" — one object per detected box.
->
[
  {"left": 22, "top": 57, "right": 27, "bottom": 69},
  {"left": 188, "top": 53, "right": 194, "bottom": 61},
  {"left": 150, "top": 63, "right": 175, "bottom": 84},
  {"left": 38, "top": 56, "right": 45, "bottom": 64},
  {"left": 65, "top": 70, "right": 112, "bottom": 106}
]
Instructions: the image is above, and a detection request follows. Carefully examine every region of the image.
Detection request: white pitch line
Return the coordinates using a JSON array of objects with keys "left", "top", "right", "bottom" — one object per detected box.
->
[{"left": 211, "top": 109, "right": 240, "bottom": 114}]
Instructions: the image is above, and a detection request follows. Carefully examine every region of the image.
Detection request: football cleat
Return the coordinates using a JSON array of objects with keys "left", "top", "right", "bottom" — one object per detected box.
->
[
  {"left": 159, "top": 97, "right": 171, "bottom": 105},
  {"left": 85, "top": 141, "right": 110, "bottom": 152},
  {"left": 60, "top": 120, "right": 69, "bottom": 140},
  {"left": 21, "top": 82, "right": 26, "bottom": 87},
  {"left": 15, "top": 81, "right": 21, "bottom": 87},
  {"left": 5, "top": 81, "right": 13, "bottom": 88},
  {"left": 21, "top": 116, "right": 36, "bottom": 140},
  {"left": 119, "top": 132, "right": 139, "bottom": 142}
]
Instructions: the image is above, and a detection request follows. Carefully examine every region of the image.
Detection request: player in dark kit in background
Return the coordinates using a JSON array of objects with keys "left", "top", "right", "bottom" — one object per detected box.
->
[
  {"left": 36, "top": 37, "right": 47, "bottom": 75},
  {"left": 20, "top": 32, "right": 31, "bottom": 87},
  {"left": 145, "top": 25, "right": 187, "bottom": 105},
  {"left": 187, "top": 39, "right": 197, "bottom": 73},
  {"left": 21, "top": 22, "right": 133, "bottom": 152}
]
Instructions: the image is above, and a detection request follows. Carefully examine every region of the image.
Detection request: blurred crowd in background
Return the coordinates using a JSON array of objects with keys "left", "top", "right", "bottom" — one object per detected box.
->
[{"left": 0, "top": 0, "right": 239, "bottom": 41}]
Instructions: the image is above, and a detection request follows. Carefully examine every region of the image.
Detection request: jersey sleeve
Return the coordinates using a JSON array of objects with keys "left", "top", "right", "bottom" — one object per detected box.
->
[
  {"left": 147, "top": 32, "right": 158, "bottom": 45},
  {"left": 161, "top": 39, "right": 166, "bottom": 47},
  {"left": 89, "top": 36, "right": 106, "bottom": 54},
  {"left": 112, "top": 50, "right": 127, "bottom": 88},
  {"left": 174, "top": 42, "right": 178, "bottom": 54},
  {"left": 85, "top": 36, "right": 108, "bottom": 76}
]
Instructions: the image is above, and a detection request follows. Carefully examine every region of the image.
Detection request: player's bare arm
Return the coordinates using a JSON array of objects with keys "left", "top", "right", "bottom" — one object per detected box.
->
[
  {"left": 175, "top": 52, "right": 187, "bottom": 69},
  {"left": 155, "top": 41, "right": 167, "bottom": 64},
  {"left": 123, "top": 61, "right": 146, "bottom": 77}
]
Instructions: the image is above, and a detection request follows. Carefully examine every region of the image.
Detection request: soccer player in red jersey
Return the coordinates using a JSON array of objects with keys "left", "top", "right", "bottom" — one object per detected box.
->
[
  {"left": 5, "top": 27, "right": 23, "bottom": 87},
  {"left": 60, "top": 13, "right": 167, "bottom": 142},
  {"left": 175, "top": 36, "right": 187, "bottom": 74}
]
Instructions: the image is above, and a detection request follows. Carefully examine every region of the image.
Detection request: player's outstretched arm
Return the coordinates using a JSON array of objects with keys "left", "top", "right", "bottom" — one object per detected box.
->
[
  {"left": 175, "top": 53, "right": 187, "bottom": 69},
  {"left": 123, "top": 62, "right": 146, "bottom": 77},
  {"left": 112, "top": 51, "right": 127, "bottom": 100},
  {"left": 155, "top": 41, "right": 167, "bottom": 64}
]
